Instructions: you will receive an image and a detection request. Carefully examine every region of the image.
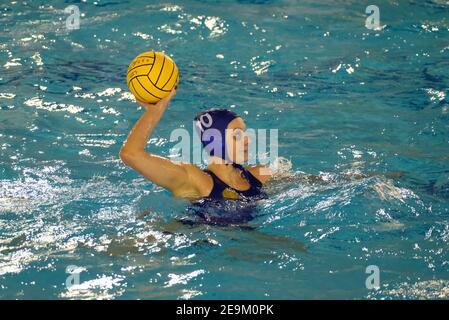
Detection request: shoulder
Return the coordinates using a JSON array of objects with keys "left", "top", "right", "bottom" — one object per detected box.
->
[
  {"left": 172, "top": 163, "right": 214, "bottom": 198},
  {"left": 245, "top": 164, "right": 272, "bottom": 184}
]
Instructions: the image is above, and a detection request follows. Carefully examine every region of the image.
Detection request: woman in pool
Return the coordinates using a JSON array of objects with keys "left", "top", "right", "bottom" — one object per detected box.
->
[{"left": 120, "top": 88, "right": 271, "bottom": 201}]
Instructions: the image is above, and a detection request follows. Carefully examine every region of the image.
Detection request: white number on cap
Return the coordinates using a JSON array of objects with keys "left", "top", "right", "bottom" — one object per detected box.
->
[{"left": 198, "top": 113, "right": 213, "bottom": 133}]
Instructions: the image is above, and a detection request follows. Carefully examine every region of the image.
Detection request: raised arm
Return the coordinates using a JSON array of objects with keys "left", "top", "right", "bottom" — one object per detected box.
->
[{"left": 119, "top": 89, "right": 202, "bottom": 196}]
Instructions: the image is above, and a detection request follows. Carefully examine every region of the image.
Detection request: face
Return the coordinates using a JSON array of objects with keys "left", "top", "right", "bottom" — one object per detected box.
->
[{"left": 226, "top": 117, "right": 249, "bottom": 164}]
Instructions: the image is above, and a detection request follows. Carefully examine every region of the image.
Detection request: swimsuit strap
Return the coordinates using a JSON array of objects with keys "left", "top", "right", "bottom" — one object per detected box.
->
[
  {"left": 203, "top": 164, "right": 264, "bottom": 200},
  {"left": 231, "top": 163, "right": 263, "bottom": 188}
]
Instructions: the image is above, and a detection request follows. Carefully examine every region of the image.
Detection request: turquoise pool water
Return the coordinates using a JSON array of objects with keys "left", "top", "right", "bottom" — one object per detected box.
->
[{"left": 1, "top": 0, "right": 449, "bottom": 299}]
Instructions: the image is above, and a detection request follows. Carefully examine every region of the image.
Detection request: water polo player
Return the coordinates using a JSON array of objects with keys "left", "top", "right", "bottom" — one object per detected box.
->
[{"left": 120, "top": 88, "right": 272, "bottom": 201}]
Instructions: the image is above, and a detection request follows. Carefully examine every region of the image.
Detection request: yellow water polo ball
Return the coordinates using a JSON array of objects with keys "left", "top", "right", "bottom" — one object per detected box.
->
[{"left": 126, "top": 51, "right": 179, "bottom": 104}]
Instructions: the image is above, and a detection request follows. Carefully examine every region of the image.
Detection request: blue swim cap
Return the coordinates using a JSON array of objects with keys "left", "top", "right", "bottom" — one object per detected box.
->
[{"left": 194, "top": 108, "right": 239, "bottom": 162}]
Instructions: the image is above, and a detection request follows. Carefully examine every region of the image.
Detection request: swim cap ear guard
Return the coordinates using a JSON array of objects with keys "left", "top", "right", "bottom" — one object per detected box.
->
[{"left": 194, "top": 108, "right": 239, "bottom": 162}]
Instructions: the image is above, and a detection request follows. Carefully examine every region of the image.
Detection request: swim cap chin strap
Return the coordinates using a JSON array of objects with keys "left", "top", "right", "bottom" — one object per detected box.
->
[{"left": 194, "top": 108, "right": 239, "bottom": 162}]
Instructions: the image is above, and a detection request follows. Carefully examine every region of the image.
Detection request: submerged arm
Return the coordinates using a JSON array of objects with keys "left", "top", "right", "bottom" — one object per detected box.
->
[{"left": 268, "top": 170, "right": 404, "bottom": 185}]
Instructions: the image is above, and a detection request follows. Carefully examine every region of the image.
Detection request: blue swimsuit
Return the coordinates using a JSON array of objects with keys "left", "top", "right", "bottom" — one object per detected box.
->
[
  {"left": 181, "top": 164, "right": 267, "bottom": 226},
  {"left": 202, "top": 163, "right": 268, "bottom": 201}
]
